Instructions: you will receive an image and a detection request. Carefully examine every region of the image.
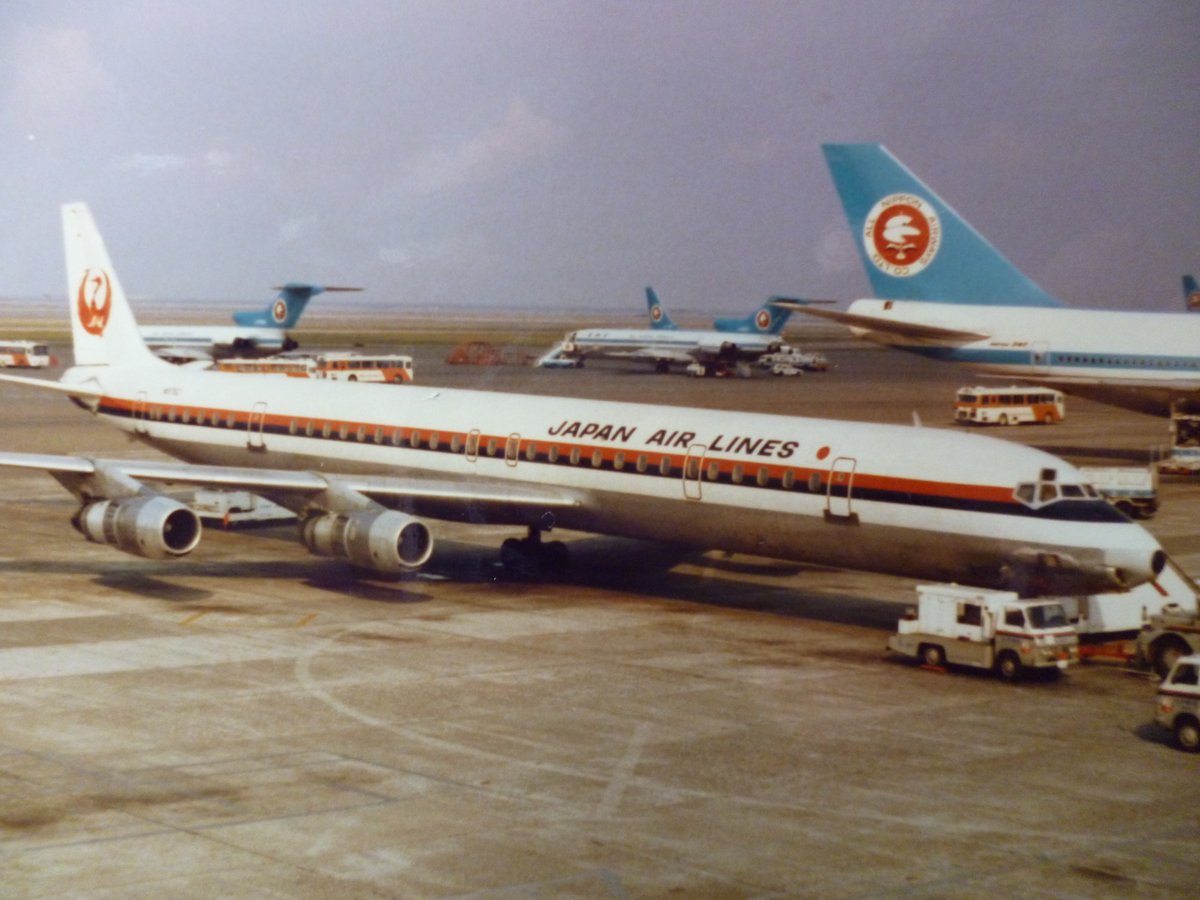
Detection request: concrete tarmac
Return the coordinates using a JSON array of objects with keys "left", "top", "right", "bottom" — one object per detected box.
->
[{"left": 0, "top": 330, "right": 1197, "bottom": 897}]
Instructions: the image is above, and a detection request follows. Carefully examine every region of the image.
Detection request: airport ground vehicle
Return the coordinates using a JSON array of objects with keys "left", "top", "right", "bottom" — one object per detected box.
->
[
  {"left": 757, "top": 346, "right": 829, "bottom": 372},
  {"left": 954, "top": 386, "right": 1064, "bottom": 426},
  {"left": 1159, "top": 407, "right": 1200, "bottom": 475},
  {"left": 216, "top": 353, "right": 414, "bottom": 383},
  {"left": 0, "top": 340, "right": 50, "bottom": 368},
  {"left": 887, "top": 585, "right": 1079, "bottom": 680},
  {"left": 1137, "top": 604, "right": 1200, "bottom": 678},
  {"left": 1154, "top": 653, "right": 1200, "bottom": 751},
  {"left": 1078, "top": 466, "right": 1158, "bottom": 519}
]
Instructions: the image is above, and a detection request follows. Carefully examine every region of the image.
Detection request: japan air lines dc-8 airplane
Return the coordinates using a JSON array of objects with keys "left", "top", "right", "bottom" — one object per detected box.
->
[
  {"left": 778, "top": 144, "right": 1200, "bottom": 416},
  {"left": 0, "top": 204, "right": 1168, "bottom": 596}
]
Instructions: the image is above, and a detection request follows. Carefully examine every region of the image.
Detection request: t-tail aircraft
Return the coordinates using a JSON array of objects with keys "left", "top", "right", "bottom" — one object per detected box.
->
[
  {"left": 0, "top": 203, "right": 1167, "bottom": 598},
  {"left": 141, "top": 283, "right": 361, "bottom": 363},
  {"left": 540, "top": 289, "right": 798, "bottom": 375},
  {"left": 645, "top": 287, "right": 796, "bottom": 335},
  {"left": 779, "top": 144, "right": 1200, "bottom": 416}
]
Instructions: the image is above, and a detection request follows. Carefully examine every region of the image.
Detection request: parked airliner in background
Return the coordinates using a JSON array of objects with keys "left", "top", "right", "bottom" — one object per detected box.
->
[
  {"left": 141, "top": 283, "right": 360, "bottom": 363},
  {"left": 0, "top": 204, "right": 1166, "bottom": 598},
  {"left": 781, "top": 144, "right": 1200, "bottom": 416},
  {"left": 539, "top": 288, "right": 798, "bottom": 374},
  {"left": 646, "top": 286, "right": 796, "bottom": 335}
]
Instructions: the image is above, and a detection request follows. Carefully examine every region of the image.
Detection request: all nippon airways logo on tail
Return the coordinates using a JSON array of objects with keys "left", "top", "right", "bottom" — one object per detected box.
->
[{"left": 863, "top": 193, "right": 941, "bottom": 277}]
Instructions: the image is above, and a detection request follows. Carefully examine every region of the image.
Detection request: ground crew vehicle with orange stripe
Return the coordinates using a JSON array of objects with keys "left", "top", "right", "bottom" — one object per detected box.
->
[{"left": 888, "top": 584, "right": 1079, "bottom": 681}]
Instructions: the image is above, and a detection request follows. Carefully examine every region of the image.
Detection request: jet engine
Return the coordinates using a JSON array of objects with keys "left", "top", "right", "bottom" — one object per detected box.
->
[
  {"left": 301, "top": 508, "right": 434, "bottom": 574},
  {"left": 73, "top": 495, "right": 202, "bottom": 559}
]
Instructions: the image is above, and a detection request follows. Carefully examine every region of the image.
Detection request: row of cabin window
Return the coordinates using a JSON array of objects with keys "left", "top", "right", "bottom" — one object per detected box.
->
[
  {"left": 153, "top": 408, "right": 818, "bottom": 491},
  {"left": 1059, "top": 354, "right": 1197, "bottom": 369}
]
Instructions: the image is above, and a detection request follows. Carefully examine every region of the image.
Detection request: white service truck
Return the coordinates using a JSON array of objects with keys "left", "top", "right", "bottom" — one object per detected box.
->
[
  {"left": 1078, "top": 466, "right": 1158, "bottom": 519},
  {"left": 887, "top": 585, "right": 1079, "bottom": 681},
  {"left": 1154, "top": 653, "right": 1200, "bottom": 752}
]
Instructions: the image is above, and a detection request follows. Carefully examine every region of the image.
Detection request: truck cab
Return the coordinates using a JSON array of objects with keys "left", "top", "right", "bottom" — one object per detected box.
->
[{"left": 1154, "top": 654, "right": 1200, "bottom": 751}]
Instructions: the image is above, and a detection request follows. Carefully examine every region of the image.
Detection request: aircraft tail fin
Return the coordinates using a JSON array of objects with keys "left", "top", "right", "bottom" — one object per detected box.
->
[
  {"left": 231, "top": 283, "right": 362, "bottom": 329},
  {"left": 822, "top": 144, "right": 1062, "bottom": 307},
  {"left": 645, "top": 287, "right": 677, "bottom": 330},
  {"left": 713, "top": 297, "right": 796, "bottom": 334},
  {"left": 1183, "top": 275, "right": 1200, "bottom": 311},
  {"left": 62, "top": 203, "right": 162, "bottom": 368}
]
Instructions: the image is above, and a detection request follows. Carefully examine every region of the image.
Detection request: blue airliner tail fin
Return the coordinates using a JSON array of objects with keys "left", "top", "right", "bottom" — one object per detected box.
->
[
  {"left": 822, "top": 143, "right": 1062, "bottom": 307},
  {"left": 645, "top": 287, "right": 677, "bottom": 330},
  {"left": 232, "top": 283, "right": 362, "bottom": 329},
  {"left": 1183, "top": 275, "right": 1200, "bottom": 311},
  {"left": 713, "top": 298, "right": 795, "bottom": 334}
]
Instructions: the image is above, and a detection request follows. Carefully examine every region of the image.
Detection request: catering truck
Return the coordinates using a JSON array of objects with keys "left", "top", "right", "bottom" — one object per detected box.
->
[
  {"left": 1154, "top": 654, "right": 1200, "bottom": 752},
  {"left": 888, "top": 585, "right": 1079, "bottom": 681}
]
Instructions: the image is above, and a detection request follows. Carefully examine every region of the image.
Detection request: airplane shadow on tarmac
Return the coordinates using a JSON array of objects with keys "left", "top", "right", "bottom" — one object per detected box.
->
[{"left": 0, "top": 528, "right": 904, "bottom": 630}]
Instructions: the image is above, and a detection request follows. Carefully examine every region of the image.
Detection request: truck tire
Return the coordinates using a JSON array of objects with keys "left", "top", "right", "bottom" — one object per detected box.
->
[
  {"left": 1152, "top": 636, "right": 1192, "bottom": 679},
  {"left": 1176, "top": 717, "right": 1200, "bottom": 752},
  {"left": 997, "top": 651, "right": 1023, "bottom": 682},
  {"left": 920, "top": 644, "right": 945, "bottom": 668}
]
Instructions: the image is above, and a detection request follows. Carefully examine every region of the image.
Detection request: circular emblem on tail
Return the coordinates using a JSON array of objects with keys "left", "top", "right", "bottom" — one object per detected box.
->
[
  {"left": 76, "top": 269, "right": 112, "bottom": 336},
  {"left": 272, "top": 299, "right": 288, "bottom": 323},
  {"left": 650, "top": 305, "right": 663, "bottom": 323},
  {"left": 1189, "top": 290, "right": 1200, "bottom": 312},
  {"left": 863, "top": 194, "right": 940, "bottom": 277},
  {"left": 755, "top": 309, "right": 771, "bottom": 330}
]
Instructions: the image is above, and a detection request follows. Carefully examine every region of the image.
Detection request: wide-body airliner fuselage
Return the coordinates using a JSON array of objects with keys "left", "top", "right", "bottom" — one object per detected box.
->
[{"left": 840, "top": 299, "right": 1200, "bottom": 416}]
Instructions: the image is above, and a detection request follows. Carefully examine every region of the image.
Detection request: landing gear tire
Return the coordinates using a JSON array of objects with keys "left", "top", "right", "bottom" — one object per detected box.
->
[
  {"left": 921, "top": 644, "right": 945, "bottom": 668},
  {"left": 499, "top": 530, "right": 569, "bottom": 577},
  {"left": 997, "top": 651, "right": 1023, "bottom": 682}
]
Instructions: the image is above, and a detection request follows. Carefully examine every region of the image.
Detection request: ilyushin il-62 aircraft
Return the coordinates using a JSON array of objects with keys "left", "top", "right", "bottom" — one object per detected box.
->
[
  {"left": 777, "top": 144, "right": 1200, "bottom": 416},
  {"left": 0, "top": 204, "right": 1168, "bottom": 597}
]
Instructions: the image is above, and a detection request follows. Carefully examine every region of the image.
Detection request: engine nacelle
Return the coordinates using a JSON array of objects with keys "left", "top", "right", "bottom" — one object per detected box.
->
[
  {"left": 74, "top": 495, "right": 202, "bottom": 559},
  {"left": 301, "top": 509, "right": 433, "bottom": 574}
]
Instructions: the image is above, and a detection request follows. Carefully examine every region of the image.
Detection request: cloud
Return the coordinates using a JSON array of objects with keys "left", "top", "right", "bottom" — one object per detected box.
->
[
  {"left": 114, "top": 153, "right": 188, "bottom": 175},
  {"left": 400, "top": 96, "right": 568, "bottom": 196}
]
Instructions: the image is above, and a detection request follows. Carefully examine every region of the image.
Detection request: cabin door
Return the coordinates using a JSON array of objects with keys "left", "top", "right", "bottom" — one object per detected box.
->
[
  {"left": 825, "top": 456, "right": 857, "bottom": 521},
  {"left": 247, "top": 402, "right": 268, "bottom": 450},
  {"left": 133, "top": 391, "right": 149, "bottom": 435},
  {"left": 683, "top": 444, "right": 706, "bottom": 500}
]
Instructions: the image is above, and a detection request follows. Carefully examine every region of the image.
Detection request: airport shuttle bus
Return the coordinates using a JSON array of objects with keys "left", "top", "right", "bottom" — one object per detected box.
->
[
  {"left": 315, "top": 353, "right": 413, "bottom": 383},
  {"left": 955, "top": 386, "right": 1065, "bottom": 426},
  {"left": 0, "top": 341, "right": 50, "bottom": 368},
  {"left": 216, "top": 353, "right": 414, "bottom": 383}
]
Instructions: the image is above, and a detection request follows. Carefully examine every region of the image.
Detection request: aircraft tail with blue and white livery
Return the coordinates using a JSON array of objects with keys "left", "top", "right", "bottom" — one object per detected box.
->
[
  {"left": 1183, "top": 275, "right": 1200, "bottom": 311},
  {"left": 712, "top": 297, "right": 796, "bottom": 335},
  {"left": 822, "top": 144, "right": 1062, "bottom": 308},
  {"left": 645, "top": 287, "right": 678, "bottom": 330},
  {"left": 232, "top": 283, "right": 361, "bottom": 329}
]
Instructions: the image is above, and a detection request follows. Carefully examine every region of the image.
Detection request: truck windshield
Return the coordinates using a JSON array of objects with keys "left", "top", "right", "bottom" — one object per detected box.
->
[{"left": 1027, "top": 604, "right": 1069, "bottom": 629}]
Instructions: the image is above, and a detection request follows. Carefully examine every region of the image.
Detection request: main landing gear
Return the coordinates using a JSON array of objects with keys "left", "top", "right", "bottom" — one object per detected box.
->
[{"left": 499, "top": 526, "right": 569, "bottom": 576}]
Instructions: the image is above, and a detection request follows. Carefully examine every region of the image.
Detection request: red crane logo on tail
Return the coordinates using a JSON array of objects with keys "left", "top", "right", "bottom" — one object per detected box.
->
[
  {"left": 77, "top": 270, "right": 112, "bottom": 336},
  {"left": 863, "top": 194, "right": 940, "bottom": 277}
]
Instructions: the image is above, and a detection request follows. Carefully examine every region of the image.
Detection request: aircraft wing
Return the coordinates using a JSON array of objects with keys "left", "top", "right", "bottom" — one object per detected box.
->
[
  {"left": 0, "top": 454, "right": 583, "bottom": 526},
  {"left": 773, "top": 302, "right": 990, "bottom": 342}
]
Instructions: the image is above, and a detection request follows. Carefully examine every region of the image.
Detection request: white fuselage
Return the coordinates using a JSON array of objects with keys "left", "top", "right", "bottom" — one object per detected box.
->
[
  {"left": 66, "top": 361, "right": 1164, "bottom": 595},
  {"left": 846, "top": 299, "right": 1200, "bottom": 415},
  {"left": 139, "top": 324, "right": 289, "bottom": 358},
  {"left": 562, "top": 327, "right": 780, "bottom": 364}
]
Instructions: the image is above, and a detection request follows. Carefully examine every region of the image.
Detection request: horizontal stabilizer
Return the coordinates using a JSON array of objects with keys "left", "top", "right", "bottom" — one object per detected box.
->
[{"left": 776, "top": 302, "right": 990, "bottom": 342}]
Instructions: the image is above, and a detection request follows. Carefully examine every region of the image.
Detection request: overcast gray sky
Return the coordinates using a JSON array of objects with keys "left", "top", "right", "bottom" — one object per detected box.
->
[{"left": 2, "top": 1, "right": 1196, "bottom": 312}]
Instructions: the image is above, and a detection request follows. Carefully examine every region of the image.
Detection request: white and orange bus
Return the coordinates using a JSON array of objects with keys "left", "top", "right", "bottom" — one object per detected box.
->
[
  {"left": 954, "top": 385, "right": 1065, "bottom": 426},
  {"left": 215, "top": 353, "right": 414, "bottom": 384},
  {"left": 314, "top": 353, "right": 413, "bottom": 383},
  {"left": 0, "top": 341, "right": 50, "bottom": 368},
  {"left": 215, "top": 357, "right": 314, "bottom": 377}
]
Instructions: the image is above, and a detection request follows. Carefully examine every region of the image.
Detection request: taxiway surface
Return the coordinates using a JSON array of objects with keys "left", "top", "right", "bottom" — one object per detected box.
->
[{"left": 0, "top": 328, "right": 1197, "bottom": 897}]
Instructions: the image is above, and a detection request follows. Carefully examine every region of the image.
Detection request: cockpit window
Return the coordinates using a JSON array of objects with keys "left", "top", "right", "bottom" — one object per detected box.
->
[{"left": 1015, "top": 478, "right": 1095, "bottom": 509}]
